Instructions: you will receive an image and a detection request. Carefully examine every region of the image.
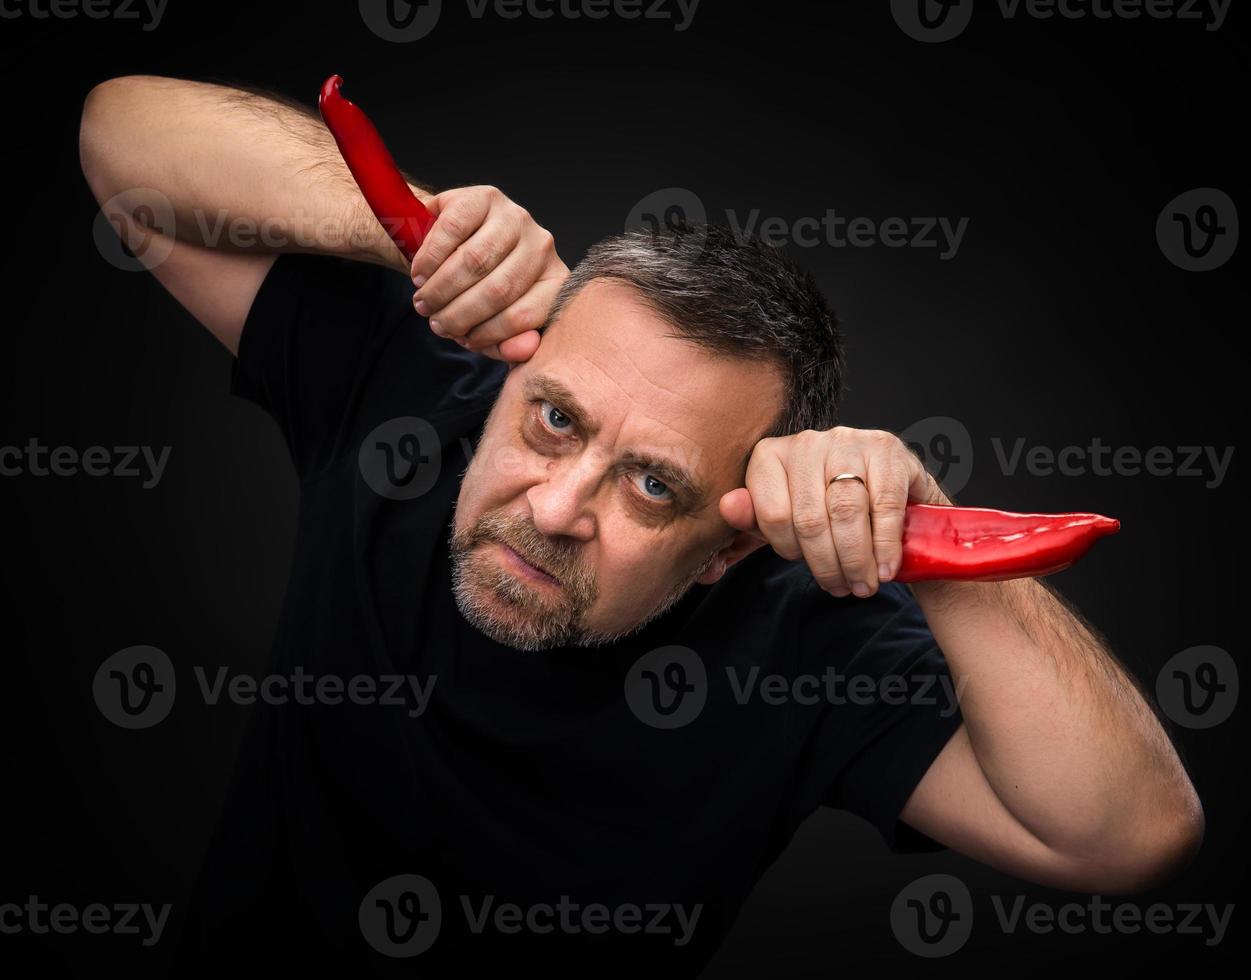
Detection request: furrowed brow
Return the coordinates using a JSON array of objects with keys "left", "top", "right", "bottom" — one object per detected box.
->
[
  {"left": 524, "top": 374, "right": 601, "bottom": 435},
  {"left": 523, "top": 373, "right": 709, "bottom": 508}
]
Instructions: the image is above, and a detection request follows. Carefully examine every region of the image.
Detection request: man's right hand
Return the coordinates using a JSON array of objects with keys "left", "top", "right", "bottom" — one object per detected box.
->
[{"left": 407, "top": 185, "right": 568, "bottom": 363}]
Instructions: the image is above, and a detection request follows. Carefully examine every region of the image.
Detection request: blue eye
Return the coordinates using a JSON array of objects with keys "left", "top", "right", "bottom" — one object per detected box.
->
[
  {"left": 634, "top": 472, "right": 674, "bottom": 501},
  {"left": 540, "top": 400, "right": 572, "bottom": 431}
]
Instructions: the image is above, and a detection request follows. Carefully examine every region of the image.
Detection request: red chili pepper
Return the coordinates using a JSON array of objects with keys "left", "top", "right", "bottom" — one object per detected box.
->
[
  {"left": 895, "top": 504, "right": 1120, "bottom": 583},
  {"left": 318, "top": 74, "right": 435, "bottom": 262}
]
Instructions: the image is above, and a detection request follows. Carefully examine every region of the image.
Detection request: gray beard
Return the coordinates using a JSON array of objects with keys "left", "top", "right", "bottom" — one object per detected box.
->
[{"left": 447, "top": 521, "right": 718, "bottom": 652}]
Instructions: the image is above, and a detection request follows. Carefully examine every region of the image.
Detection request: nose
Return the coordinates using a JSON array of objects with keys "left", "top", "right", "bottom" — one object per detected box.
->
[{"left": 525, "top": 449, "right": 604, "bottom": 541}]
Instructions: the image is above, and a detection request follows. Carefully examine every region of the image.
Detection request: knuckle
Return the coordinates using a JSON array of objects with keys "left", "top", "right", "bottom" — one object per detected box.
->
[
  {"left": 792, "top": 511, "right": 829, "bottom": 539},
  {"left": 461, "top": 240, "right": 499, "bottom": 278},
  {"left": 503, "top": 300, "right": 533, "bottom": 332},
  {"left": 826, "top": 491, "right": 863, "bottom": 522},
  {"left": 753, "top": 503, "right": 790, "bottom": 534},
  {"left": 483, "top": 272, "right": 514, "bottom": 307},
  {"left": 439, "top": 210, "right": 471, "bottom": 243}
]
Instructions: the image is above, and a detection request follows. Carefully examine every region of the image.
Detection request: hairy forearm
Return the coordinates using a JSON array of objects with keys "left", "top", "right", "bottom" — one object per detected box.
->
[
  {"left": 78, "top": 74, "right": 432, "bottom": 272},
  {"left": 910, "top": 574, "right": 1203, "bottom": 870}
]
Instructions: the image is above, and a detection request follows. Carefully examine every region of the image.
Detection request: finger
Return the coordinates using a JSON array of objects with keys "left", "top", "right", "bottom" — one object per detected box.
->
[
  {"left": 718, "top": 487, "right": 769, "bottom": 541},
  {"left": 864, "top": 450, "right": 912, "bottom": 584},
  {"left": 494, "top": 330, "right": 542, "bottom": 363},
  {"left": 425, "top": 237, "right": 536, "bottom": 338},
  {"left": 824, "top": 462, "right": 877, "bottom": 597},
  {"left": 415, "top": 213, "right": 525, "bottom": 320},
  {"left": 786, "top": 432, "right": 848, "bottom": 596},
  {"left": 458, "top": 274, "right": 563, "bottom": 352},
  {"left": 409, "top": 190, "right": 492, "bottom": 287},
  {"left": 743, "top": 447, "right": 806, "bottom": 564}
]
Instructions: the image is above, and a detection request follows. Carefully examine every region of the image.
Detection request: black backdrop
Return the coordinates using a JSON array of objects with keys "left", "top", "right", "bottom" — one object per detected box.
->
[{"left": 0, "top": 1, "right": 1244, "bottom": 975}]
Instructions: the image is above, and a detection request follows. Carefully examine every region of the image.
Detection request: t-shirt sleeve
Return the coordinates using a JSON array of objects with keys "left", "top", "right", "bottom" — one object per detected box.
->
[
  {"left": 230, "top": 251, "right": 415, "bottom": 479},
  {"left": 791, "top": 582, "right": 965, "bottom": 854}
]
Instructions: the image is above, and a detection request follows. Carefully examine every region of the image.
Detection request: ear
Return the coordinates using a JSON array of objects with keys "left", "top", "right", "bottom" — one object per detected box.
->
[{"left": 696, "top": 529, "right": 769, "bottom": 585}]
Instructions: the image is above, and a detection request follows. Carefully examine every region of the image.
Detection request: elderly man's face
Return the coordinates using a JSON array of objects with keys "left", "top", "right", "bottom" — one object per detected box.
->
[{"left": 449, "top": 279, "right": 784, "bottom": 651}]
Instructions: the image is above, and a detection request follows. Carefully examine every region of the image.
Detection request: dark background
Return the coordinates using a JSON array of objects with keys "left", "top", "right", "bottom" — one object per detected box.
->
[{"left": 0, "top": 0, "right": 1243, "bottom": 975}]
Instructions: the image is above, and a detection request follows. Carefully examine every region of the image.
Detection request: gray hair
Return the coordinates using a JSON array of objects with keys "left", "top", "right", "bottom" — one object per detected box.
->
[{"left": 539, "top": 222, "right": 846, "bottom": 441}]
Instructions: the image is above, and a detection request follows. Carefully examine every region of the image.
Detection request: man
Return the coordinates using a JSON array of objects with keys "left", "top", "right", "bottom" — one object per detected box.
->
[{"left": 80, "top": 75, "right": 1203, "bottom": 976}]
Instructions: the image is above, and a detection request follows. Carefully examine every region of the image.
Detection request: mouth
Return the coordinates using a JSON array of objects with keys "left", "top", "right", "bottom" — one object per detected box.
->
[{"left": 495, "top": 541, "right": 562, "bottom": 587}]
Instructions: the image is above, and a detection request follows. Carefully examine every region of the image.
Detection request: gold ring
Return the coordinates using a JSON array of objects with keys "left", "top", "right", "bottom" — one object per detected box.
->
[{"left": 828, "top": 472, "right": 866, "bottom": 489}]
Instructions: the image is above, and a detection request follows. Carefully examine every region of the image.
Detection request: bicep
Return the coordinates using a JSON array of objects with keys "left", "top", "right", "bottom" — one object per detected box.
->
[
  {"left": 900, "top": 722, "right": 1095, "bottom": 890},
  {"left": 110, "top": 213, "right": 276, "bottom": 355}
]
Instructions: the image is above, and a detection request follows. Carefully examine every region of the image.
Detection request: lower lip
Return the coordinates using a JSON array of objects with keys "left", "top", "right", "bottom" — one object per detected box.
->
[{"left": 496, "top": 542, "right": 561, "bottom": 587}]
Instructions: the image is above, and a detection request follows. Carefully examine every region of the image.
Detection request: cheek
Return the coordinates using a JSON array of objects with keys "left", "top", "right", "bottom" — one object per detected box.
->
[
  {"left": 591, "top": 522, "right": 683, "bottom": 604},
  {"left": 464, "top": 420, "right": 535, "bottom": 504}
]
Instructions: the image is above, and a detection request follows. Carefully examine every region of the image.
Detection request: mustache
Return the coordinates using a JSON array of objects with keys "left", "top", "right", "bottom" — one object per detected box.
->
[{"left": 473, "top": 514, "right": 578, "bottom": 584}]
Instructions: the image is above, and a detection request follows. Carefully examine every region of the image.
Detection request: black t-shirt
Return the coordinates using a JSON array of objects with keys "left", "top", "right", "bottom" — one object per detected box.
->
[{"left": 174, "top": 252, "right": 964, "bottom": 977}]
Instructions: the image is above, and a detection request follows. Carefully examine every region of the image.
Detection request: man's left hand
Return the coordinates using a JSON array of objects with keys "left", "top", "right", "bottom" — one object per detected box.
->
[{"left": 719, "top": 427, "right": 950, "bottom": 598}]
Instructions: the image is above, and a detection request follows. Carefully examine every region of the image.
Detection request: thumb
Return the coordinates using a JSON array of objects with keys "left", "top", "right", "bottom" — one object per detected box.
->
[
  {"left": 719, "top": 488, "right": 766, "bottom": 541},
  {"left": 494, "top": 330, "right": 541, "bottom": 363}
]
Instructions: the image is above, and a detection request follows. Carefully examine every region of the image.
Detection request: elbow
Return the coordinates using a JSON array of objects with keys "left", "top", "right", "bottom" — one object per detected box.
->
[
  {"left": 1077, "top": 791, "right": 1205, "bottom": 895},
  {"left": 78, "top": 75, "right": 151, "bottom": 190}
]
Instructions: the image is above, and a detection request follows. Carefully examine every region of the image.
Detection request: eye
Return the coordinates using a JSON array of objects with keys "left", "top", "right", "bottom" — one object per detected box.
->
[
  {"left": 539, "top": 399, "right": 573, "bottom": 433},
  {"left": 631, "top": 471, "right": 674, "bottom": 503}
]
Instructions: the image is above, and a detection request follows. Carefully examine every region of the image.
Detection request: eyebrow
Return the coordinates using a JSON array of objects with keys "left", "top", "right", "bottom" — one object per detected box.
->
[{"left": 522, "top": 373, "right": 710, "bottom": 507}]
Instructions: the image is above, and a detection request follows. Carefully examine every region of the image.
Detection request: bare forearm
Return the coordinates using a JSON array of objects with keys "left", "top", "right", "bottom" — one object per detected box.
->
[
  {"left": 911, "top": 574, "right": 1202, "bottom": 867},
  {"left": 78, "top": 74, "right": 432, "bottom": 272}
]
